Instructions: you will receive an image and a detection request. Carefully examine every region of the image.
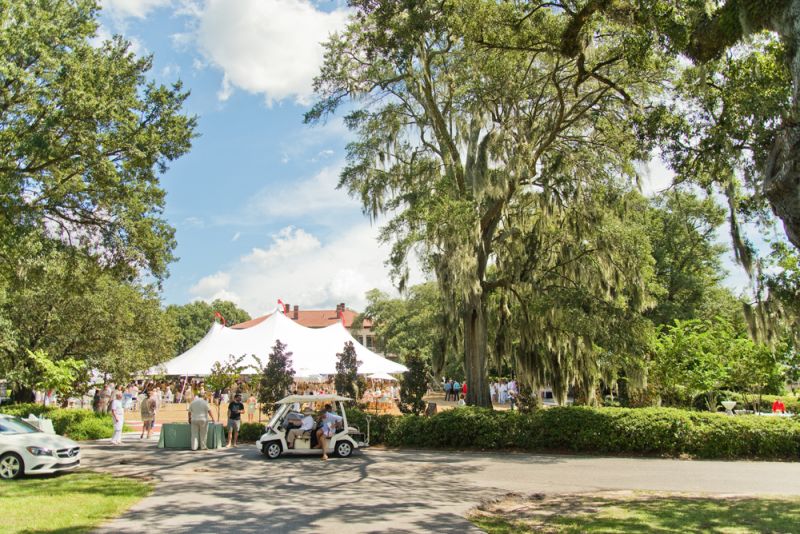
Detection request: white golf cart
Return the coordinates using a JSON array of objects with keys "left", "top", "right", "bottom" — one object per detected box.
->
[{"left": 256, "top": 394, "right": 368, "bottom": 459}]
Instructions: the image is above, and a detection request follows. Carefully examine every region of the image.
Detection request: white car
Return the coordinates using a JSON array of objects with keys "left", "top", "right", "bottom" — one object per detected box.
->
[
  {"left": 256, "top": 394, "right": 367, "bottom": 459},
  {"left": 0, "top": 414, "right": 81, "bottom": 479}
]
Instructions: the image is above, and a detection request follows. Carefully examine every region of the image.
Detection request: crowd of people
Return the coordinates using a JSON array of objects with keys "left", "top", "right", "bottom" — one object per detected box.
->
[{"left": 442, "top": 378, "right": 519, "bottom": 407}]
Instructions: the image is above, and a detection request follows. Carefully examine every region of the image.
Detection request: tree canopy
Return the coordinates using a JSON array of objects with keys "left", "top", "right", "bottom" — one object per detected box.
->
[
  {"left": 0, "top": 0, "right": 196, "bottom": 394},
  {"left": 309, "top": 0, "right": 666, "bottom": 405}
]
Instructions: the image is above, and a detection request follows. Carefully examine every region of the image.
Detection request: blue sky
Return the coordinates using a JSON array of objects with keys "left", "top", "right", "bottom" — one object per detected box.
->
[
  {"left": 97, "top": 0, "right": 759, "bottom": 317},
  {"left": 97, "top": 0, "right": 410, "bottom": 316}
]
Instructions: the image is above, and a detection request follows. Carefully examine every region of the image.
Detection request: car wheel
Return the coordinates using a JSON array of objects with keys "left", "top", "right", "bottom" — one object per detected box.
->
[
  {"left": 0, "top": 452, "right": 23, "bottom": 480},
  {"left": 263, "top": 441, "right": 282, "bottom": 459},
  {"left": 335, "top": 441, "right": 353, "bottom": 458}
]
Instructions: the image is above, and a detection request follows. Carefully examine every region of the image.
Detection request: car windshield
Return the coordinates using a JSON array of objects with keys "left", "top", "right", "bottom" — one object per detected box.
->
[{"left": 0, "top": 416, "right": 40, "bottom": 434}]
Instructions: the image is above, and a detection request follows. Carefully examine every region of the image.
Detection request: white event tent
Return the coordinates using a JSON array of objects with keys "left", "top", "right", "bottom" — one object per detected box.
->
[{"left": 153, "top": 309, "right": 407, "bottom": 377}]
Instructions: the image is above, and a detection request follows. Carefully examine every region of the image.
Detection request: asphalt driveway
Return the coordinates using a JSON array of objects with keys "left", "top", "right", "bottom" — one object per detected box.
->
[{"left": 82, "top": 439, "right": 800, "bottom": 533}]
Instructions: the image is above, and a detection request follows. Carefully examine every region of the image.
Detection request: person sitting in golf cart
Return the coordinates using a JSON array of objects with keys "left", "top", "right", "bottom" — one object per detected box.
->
[
  {"left": 315, "top": 404, "right": 344, "bottom": 461},
  {"left": 286, "top": 407, "right": 315, "bottom": 449}
]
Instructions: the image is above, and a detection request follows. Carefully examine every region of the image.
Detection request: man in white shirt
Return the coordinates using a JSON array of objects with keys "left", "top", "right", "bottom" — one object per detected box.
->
[
  {"left": 286, "top": 407, "right": 316, "bottom": 449},
  {"left": 316, "top": 404, "right": 344, "bottom": 461},
  {"left": 188, "top": 395, "right": 215, "bottom": 451}
]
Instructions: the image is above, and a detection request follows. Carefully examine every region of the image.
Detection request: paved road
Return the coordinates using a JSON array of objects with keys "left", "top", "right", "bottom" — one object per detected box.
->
[{"left": 83, "top": 439, "right": 800, "bottom": 533}]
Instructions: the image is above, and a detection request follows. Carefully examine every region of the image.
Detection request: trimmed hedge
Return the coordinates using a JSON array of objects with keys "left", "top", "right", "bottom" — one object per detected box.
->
[
  {"left": 347, "top": 408, "right": 396, "bottom": 445},
  {"left": 369, "top": 406, "right": 800, "bottom": 460},
  {"left": 236, "top": 422, "right": 266, "bottom": 442},
  {"left": 0, "top": 403, "right": 119, "bottom": 440}
]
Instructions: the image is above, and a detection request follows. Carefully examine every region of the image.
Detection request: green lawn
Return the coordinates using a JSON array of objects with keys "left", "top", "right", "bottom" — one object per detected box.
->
[
  {"left": 470, "top": 493, "right": 800, "bottom": 533},
  {"left": 0, "top": 471, "right": 152, "bottom": 533}
]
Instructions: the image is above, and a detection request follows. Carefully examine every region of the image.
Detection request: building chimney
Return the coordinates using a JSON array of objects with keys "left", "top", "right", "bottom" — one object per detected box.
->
[
  {"left": 293, "top": 305, "right": 299, "bottom": 320},
  {"left": 284, "top": 303, "right": 290, "bottom": 314}
]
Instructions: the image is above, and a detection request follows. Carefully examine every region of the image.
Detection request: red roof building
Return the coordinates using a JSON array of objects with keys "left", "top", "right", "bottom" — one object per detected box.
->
[{"left": 231, "top": 303, "right": 379, "bottom": 352}]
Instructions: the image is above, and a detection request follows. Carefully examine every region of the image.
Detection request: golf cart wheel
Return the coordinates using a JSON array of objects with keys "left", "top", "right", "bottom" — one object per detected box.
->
[
  {"left": 263, "top": 441, "right": 282, "bottom": 459},
  {"left": 335, "top": 441, "right": 353, "bottom": 458},
  {"left": 0, "top": 452, "right": 23, "bottom": 480}
]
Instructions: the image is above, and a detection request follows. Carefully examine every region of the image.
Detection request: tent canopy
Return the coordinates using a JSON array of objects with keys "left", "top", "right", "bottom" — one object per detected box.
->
[
  {"left": 152, "top": 309, "right": 407, "bottom": 377},
  {"left": 368, "top": 372, "right": 399, "bottom": 381}
]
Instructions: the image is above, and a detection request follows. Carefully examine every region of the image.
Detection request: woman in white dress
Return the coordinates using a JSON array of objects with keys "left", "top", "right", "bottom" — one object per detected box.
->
[{"left": 110, "top": 391, "right": 124, "bottom": 444}]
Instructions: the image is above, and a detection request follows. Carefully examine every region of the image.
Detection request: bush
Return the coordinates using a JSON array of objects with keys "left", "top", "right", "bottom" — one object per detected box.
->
[
  {"left": 379, "top": 406, "right": 800, "bottom": 460},
  {"left": 0, "top": 404, "right": 118, "bottom": 440},
  {"left": 237, "top": 423, "right": 266, "bottom": 442},
  {"left": 347, "top": 408, "right": 396, "bottom": 445},
  {"left": 718, "top": 392, "right": 800, "bottom": 414}
]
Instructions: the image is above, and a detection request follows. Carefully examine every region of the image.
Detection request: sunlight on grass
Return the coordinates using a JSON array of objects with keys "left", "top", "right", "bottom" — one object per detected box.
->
[
  {"left": 0, "top": 471, "right": 152, "bottom": 533},
  {"left": 471, "top": 493, "right": 800, "bottom": 534}
]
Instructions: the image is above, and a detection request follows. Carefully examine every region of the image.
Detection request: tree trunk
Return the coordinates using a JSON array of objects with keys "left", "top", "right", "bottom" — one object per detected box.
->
[{"left": 463, "top": 293, "right": 492, "bottom": 408}]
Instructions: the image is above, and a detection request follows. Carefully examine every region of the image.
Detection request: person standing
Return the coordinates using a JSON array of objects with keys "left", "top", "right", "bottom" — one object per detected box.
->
[
  {"left": 315, "top": 404, "right": 343, "bottom": 461},
  {"left": 139, "top": 389, "right": 157, "bottom": 440},
  {"left": 188, "top": 394, "right": 215, "bottom": 451},
  {"left": 110, "top": 391, "right": 124, "bottom": 445},
  {"left": 246, "top": 394, "right": 257, "bottom": 423},
  {"left": 452, "top": 380, "right": 461, "bottom": 402},
  {"left": 499, "top": 380, "right": 509, "bottom": 404},
  {"left": 226, "top": 393, "right": 245, "bottom": 447},
  {"left": 444, "top": 379, "right": 452, "bottom": 402}
]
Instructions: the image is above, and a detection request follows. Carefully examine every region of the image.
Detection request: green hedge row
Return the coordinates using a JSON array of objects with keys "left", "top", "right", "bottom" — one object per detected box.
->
[
  {"left": 359, "top": 406, "right": 800, "bottom": 460},
  {"left": 0, "top": 403, "right": 120, "bottom": 440},
  {"left": 235, "top": 423, "right": 266, "bottom": 442}
]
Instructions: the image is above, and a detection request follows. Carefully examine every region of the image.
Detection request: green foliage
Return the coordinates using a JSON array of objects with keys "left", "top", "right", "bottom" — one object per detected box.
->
[
  {"left": 360, "top": 284, "right": 449, "bottom": 374},
  {"left": 381, "top": 406, "right": 800, "bottom": 460},
  {"left": 719, "top": 391, "right": 800, "bottom": 414},
  {"left": 650, "top": 319, "right": 784, "bottom": 411},
  {"left": 0, "top": 248, "right": 178, "bottom": 393},
  {"left": 346, "top": 408, "right": 396, "bottom": 445},
  {"left": 398, "top": 354, "right": 430, "bottom": 415},
  {"left": 165, "top": 300, "right": 251, "bottom": 357},
  {"left": 257, "top": 340, "right": 295, "bottom": 411},
  {"left": 0, "top": 0, "right": 196, "bottom": 280},
  {"left": 334, "top": 341, "right": 361, "bottom": 400},
  {"left": 6, "top": 350, "right": 84, "bottom": 403},
  {"left": 309, "top": 0, "right": 666, "bottom": 406},
  {"left": 644, "top": 191, "right": 731, "bottom": 327},
  {"left": 205, "top": 354, "right": 247, "bottom": 419},
  {"left": 236, "top": 422, "right": 266, "bottom": 442},
  {"left": 0, "top": 404, "right": 118, "bottom": 440}
]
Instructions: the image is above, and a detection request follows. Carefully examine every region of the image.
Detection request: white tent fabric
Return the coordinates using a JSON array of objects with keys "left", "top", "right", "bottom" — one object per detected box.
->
[{"left": 152, "top": 309, "right": 408, "bottom": 376}]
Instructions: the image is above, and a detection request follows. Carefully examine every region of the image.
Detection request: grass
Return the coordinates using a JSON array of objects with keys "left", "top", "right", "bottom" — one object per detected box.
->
[
  {"left": 470, "top": 492, "right": 800, "bottom": 533},
  {"left": 0, "top": 471, "right": 152, "bottom": 533}
]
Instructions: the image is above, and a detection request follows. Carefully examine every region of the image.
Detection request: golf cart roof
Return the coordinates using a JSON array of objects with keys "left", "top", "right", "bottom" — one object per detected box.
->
[{"left": 276, "top": 394, "right": 352, "bottom": 404}]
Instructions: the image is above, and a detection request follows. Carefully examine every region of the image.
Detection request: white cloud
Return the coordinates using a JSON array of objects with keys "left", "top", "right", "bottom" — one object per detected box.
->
[
  {"left": 102, "top": 0, "right": 174, "bottom": 20},
  {"left": 189, "top": 271, "right": 238, "bottom": 303},
  {"left": 188, "top": 224, "right": 424, "bottom": 315},
  {"left": 182, "top": 216, "right": 205, "bottom": 228},
  {"left": 250, "top": 165, "right": 357, "bottom": 218},
  {"left": 637, "top": 152, "right": 675, "bottom": 196},
  {"left": 187, "top": 0, "right": 350, "bottom": 104}
]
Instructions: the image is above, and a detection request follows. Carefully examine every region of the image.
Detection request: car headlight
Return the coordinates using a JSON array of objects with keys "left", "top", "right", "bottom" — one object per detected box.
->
[{"left": 26, "top": 446, "right": 55, "bottom": 457}]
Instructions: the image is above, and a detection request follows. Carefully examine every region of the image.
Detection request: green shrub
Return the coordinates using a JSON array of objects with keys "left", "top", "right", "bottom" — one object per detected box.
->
[
  {"left": 0, "top": 404, "right": 118, "bottom": 440},
  {"left": 347, "top": 408, "right": 396, "bottom": 445},
  {"left": 237, "top": 423, "right": 266, "bottom": 442},
  {"left": 718, "top": 392, "right": 800, "bottom": 414},
  {"left": 64, "top": 416, "right": 115, "bottom": 440},
  {"left": 380, "top": 406, "right": 800, "bottom": 460}
]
